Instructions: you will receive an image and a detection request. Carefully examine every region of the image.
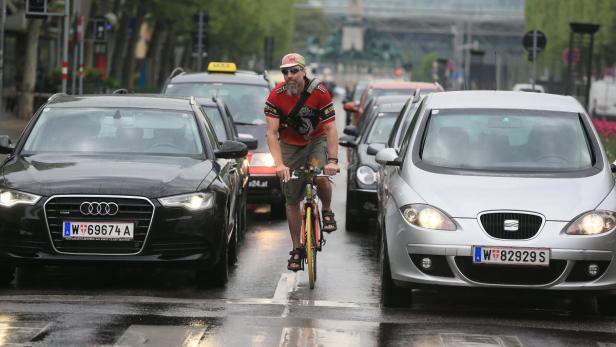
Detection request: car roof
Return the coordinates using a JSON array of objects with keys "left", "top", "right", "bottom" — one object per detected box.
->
[
  {"left": 369, "top": 81, "right": 442, "bottom": 90},
  {"left": 376, "top": 102, "right": 406, "bottom": 113},
  {"left": 424, "top": 91, "right": 585, "bottom": 113},
  {"left": 168, "top": 72, "right": 270, "bottom": 86},
  {"left": 46, "top": 94, "right": 195, "bottom": 111}
]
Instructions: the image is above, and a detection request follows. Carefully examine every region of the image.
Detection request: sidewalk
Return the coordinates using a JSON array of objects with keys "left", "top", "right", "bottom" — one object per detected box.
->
[{"left": 0, "top": 112, "right": 30, "bottom": 140}]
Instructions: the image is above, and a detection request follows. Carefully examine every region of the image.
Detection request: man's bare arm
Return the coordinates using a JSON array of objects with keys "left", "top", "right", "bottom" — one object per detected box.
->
[{"left": 265, "top": 116, "right": 290, "bottom": 181}]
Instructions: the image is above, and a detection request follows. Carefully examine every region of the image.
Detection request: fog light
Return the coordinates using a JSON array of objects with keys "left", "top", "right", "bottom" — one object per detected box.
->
[
  {"left": 587, "top": 263, "right": 600, "bottom": 277},
  {"left": 421, "top": 257, "right": 433, "bottom": 270}
]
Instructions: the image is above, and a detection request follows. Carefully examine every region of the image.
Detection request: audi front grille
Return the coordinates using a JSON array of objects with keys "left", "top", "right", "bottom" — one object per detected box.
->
[{"left": 44, "top": 195, "right": 155, "bottom": 255}]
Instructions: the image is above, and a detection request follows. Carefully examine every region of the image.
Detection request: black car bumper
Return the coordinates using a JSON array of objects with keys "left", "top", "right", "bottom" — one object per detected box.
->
[
  {"left": 347, "top": 188, "right": 378, "bottom": 218},
  {"left": 0, "top": 195, "right": 226, "bottom": 269},
  {"left": 246, "top": 174, "right": 284, "bottom": 205}
]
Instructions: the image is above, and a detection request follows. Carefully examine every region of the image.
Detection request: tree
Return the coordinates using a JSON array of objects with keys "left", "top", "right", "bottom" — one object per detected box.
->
[{"left": 17, "top": 18, "right": 43, "bottom": 120}]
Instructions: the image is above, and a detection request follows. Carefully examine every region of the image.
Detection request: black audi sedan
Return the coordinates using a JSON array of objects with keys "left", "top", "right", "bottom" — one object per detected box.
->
[{"left": 0, "top": 94, "right": 246, "bottom": 286}]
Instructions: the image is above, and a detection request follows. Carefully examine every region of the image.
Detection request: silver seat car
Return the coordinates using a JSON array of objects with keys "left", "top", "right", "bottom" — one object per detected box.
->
[{"left": 376, "top": 91, "right": 616, "bottom": 314}]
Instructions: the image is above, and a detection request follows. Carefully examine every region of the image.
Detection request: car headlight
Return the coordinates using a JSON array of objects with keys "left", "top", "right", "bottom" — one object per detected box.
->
[
  {"left": 0, "top": 189, "right": 41, "bottom": 207},
  {"left": 159, "top": 192, "right": 214, "bottom": 211},
  {"left": 399, "top": 204, "right": 457, "bottom": 231},
  {"left": 566, "top": 210, "right": 616, "bottom": 235},
  {"left": 356, "top": 165, "right": 376, "bottom": 185},
  {"left": 251, "top": 152, "right": 275, "bottom": 167}
]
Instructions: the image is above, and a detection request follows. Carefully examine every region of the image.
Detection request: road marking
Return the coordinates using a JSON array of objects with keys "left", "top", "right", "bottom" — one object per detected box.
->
[
  {"left": 272, "top": 273, "right": 298, "bottom": 301},
  {"left": 440, "top": 333, "right": 523, "bottom": 347},
  {"left": 279, "top": 327, "right": 361, "bottom": 347},
  {"left": 114, "top": 325, "right": 206, "bottom": 347}
]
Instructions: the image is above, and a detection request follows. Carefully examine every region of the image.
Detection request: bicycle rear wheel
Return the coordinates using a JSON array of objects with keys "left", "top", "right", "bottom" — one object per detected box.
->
[{"left": 305, "top": 206, "right": 316, "bottom": 289}]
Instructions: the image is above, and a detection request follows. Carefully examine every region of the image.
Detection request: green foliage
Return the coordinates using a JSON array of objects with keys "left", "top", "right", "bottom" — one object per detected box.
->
[
  {"left": 413, "top": 52, "right": 439, "bottom": 82},
  {"left": 525, "top": 0, "right": 616, "bottom": 77}
]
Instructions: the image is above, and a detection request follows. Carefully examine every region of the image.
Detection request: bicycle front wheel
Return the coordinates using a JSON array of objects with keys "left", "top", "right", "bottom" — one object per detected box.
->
[{"left": 305, "top": 206, "right": 316, "bottom": 289}]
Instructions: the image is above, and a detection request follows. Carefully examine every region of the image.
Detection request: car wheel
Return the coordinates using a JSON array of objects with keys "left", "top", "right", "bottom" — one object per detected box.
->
[
  {"left": 196, "top": 239, "right": 229, "bottom": 287},
  {"left": 270, "top": 200, "right": 286, "bottom": 220},
  {"left": 380, "top": 235, "right": 412, "bottom": 308},
  {"left": 0, "top": 265, "right": 15, "bottom": 285},
  {"left": 228, "top": 217, "right": 239, "bottom": 266},
  {"left": 596, "top": 295, "right": 616, "bottom": 316}
]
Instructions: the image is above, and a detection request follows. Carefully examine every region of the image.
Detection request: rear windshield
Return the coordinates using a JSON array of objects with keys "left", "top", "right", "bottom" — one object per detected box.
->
[
  {"left": 420, "top": 109, "right": 593, "bottom": 171},
  {"left": 165, "top": 83, "right": 269, "bottom": 125}
]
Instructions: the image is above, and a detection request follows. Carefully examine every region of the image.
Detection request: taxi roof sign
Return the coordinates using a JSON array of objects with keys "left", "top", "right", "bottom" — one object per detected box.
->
[{"left": 207, "top": 62, "right": 237, "bottom": 73}]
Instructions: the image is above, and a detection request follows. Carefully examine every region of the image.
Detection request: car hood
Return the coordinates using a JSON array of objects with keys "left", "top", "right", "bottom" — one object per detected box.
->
[
  {"left": 407, "top": 167, "right": 613, "bottom": 221},
  {"left": 2, "top": 154, "right": 215, "bottom": 198},
  {"left": 237, "top": 124, "right": 268, "bottom": 152}
]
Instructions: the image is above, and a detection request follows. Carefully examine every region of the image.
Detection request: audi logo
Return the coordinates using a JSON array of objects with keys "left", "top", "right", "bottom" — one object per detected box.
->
[{"left": 80, "top": 202, "right": 120, "bottom": 216}]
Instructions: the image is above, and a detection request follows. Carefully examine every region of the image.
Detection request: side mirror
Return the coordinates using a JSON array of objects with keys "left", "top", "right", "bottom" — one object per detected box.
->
[
  {"left": 343, "top": 101, "right": 357, "bottom": 113},
  {"left": 0, "top": 135, "right": 13, "bottom": 154},
  {"left": 338, "top": 135, "right": 357, "bottom": 148},
  {"left": 343, "top": 125, "right": 358, "bottom": 137},
  {"left": 367, "top": 143, "right": 385, "bottom": 156},
  {"left": 237, "top": 133, "right": 258, "bottom": 150},
  {"left": 215, "top": 140, "right": 248, "bottom": 159},
  {"left": 375, "top": 148, "right": 401, "bottom": 166}
]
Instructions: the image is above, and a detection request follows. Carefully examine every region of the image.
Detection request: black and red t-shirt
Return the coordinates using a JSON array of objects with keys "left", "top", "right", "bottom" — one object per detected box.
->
[{"left": 264, "top": 79, "right": 336, "bottom": 146}]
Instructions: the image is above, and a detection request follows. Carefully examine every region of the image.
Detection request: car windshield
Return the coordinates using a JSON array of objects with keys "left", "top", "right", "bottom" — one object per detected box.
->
[
  {"left": 420, "top": 109, "right": 593, "bottom": 171},
  {"left": 165, "top": 83, "right": 269, "bottom": 125},
  {"left": 202, "top": 105, "right": 227, "bottom": 141},
  {"left": 23, "top": 108, "right": 204, "bottom": 157},
  {"left": 366, "top": 112, "right": 397, "bottom": 144}
]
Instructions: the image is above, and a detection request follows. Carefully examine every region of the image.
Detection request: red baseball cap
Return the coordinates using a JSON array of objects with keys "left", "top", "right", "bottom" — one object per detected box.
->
[{"left": 280, "top": 53, "right": 306, "bottom": 69}]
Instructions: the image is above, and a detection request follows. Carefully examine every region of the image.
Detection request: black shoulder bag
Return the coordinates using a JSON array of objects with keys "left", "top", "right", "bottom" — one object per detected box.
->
[{"left": 279, "top": 78, "right": 321, "bottom": 138}]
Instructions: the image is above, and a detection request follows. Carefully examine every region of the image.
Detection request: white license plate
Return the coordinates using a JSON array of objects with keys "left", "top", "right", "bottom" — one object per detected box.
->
[
  {"left": 473, "top": 246, "right": 549, "bottom": 266},
  {"left": 62, "top": 221, "right": 134, "bottom": 241},
  {"left": 248, "top": 180, "right": 268, "bottom": 188}
]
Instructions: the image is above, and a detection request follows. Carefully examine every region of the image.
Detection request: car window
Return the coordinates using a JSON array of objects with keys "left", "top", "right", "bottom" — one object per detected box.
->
[
  {"left": 419, "top": 109, "right": 593, "bottom": 171},
  {"left": 165, "top": 83, "right": 269, "bottom": 125},
  {"left": 396, "top": 102, "right": 421, "bottom": 148},
  {"left": 365, "top": 112, "right": 398, "bottom": 144},
  {"left": 398, "top": 98, "right": 427, "bottom": 160},
  {"left": 24, "top": 108, "right": 204, "bottom": 156},
  {"left": 202, "top": 105, "right": 227, "bottom": 141},
  {"left": 224, "top": 104, "right": 239, "bottom": 137}
]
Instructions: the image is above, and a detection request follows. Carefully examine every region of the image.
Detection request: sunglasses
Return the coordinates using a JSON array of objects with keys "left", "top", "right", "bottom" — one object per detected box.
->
[{"left": 281, "top": 67, "right": 302, "bottom": 76}]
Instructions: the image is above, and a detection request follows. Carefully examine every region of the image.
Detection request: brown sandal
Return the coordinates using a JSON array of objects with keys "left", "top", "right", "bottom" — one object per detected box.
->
[
  {"left": 322, "top": 210, "right": 337, "bottom": 232},
  {"left": 287, "top": 248, "right": 302, "bottom": 272}
]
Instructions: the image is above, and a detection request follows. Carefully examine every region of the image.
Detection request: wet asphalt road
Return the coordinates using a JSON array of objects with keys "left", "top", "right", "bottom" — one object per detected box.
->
[{"left": 1, "top": 99, "right": 616, "bottom": 346}]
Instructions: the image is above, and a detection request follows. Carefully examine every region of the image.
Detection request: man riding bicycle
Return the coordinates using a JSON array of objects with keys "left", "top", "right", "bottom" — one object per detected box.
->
[{"left": 264, "top": 53, "right": 339, "bottom": 271}]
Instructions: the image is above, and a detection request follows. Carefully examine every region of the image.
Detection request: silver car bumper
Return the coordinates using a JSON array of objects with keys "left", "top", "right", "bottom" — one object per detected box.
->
[{"left": 386, "top": 214, "right": 616, "bottom": 290}]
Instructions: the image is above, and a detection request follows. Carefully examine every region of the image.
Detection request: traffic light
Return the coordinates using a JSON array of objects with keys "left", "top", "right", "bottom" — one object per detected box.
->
[{"left": 91, "top": 18, "right": 108, "bottom": 42}]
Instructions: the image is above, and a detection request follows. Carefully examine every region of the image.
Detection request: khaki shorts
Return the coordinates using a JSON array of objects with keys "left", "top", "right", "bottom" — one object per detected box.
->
[{"left": 280, "top": 136, "right": 328, "bottom": 204}]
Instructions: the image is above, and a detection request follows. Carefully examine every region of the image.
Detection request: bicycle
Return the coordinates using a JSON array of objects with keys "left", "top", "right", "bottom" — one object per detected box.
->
[{"left": 290, "top": 166, "right": 333, "bottom": 289}]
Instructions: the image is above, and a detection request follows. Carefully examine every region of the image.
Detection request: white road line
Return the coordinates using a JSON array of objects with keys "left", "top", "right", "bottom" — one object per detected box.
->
[{"left": 272, "top": 273, "right": 298, "bottom": 301}]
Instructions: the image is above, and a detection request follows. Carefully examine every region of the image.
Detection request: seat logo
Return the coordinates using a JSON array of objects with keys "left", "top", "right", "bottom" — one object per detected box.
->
[
  {"left": 80, "top": 202, "right": 119, "bottom": 216},
  {"left": 504, "top": 219, "right": 519, "bottom": 231}
]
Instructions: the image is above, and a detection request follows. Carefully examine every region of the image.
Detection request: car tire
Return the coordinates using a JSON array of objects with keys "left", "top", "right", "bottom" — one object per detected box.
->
[
  {"left": 596, "top": 295, "right": 616, "bottom": 316},
  {"left": 270, "top": 200, "right": 286, "bottom": 220},
  {"left": 228, "top": 217, "right": 239, "bottom": 266},
  {"left": 380, "top": 235, "right": 412, "bottom": 308},
  {"left": 0, "top": 265, "right": 15, "bottom": 285},
  {"left": 196, "top": 239, "right": 229, "bottom": 287}
]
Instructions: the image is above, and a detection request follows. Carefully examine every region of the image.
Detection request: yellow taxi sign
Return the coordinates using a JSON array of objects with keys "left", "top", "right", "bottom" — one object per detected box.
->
[{"left": 207, "top": 62, "right": 237, "bottom": 73}]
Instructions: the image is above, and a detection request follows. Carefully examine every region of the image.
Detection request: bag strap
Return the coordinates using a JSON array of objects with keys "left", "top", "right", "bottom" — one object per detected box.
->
[{"left": 280, "top": 78, "right": 321, "bottom": 125}]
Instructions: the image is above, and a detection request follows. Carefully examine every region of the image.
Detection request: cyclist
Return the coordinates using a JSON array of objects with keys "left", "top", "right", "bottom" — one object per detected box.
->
[{"left": 264, "top": 53, "right": 339, "bottom": 271}]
